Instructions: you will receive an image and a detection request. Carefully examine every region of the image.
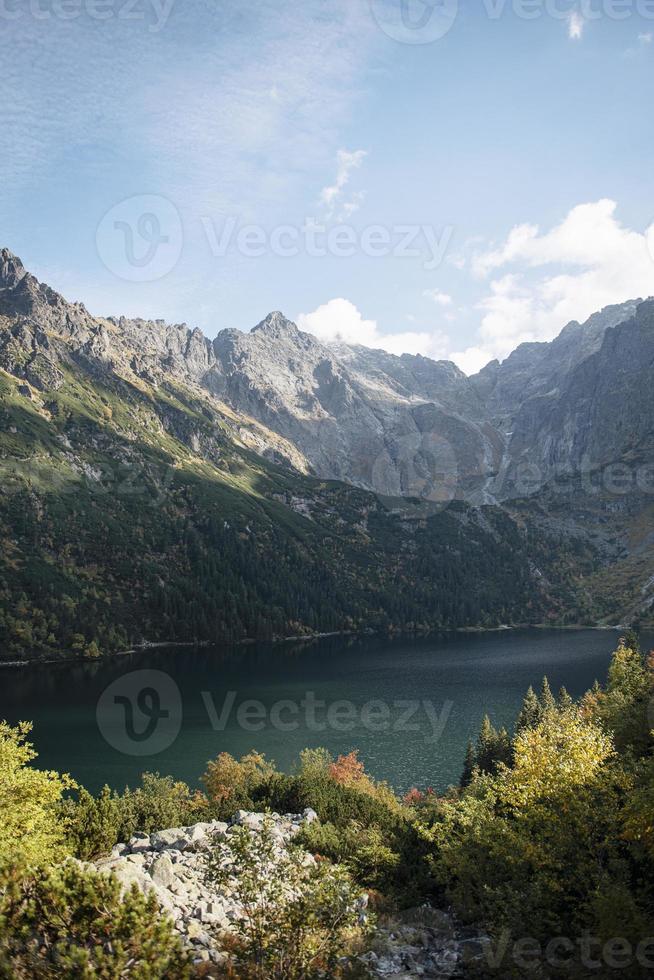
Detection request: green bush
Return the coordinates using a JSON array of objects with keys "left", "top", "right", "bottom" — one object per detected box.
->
[
  {"left": 203, "top": 818, "right": 368, "bottom": 979},
  {"left": 0, "top": 721, "right": 75, "bottom": 868},
  {"left": 419, "top": 640, "right": 654, "bottom": 976},
  {"left": 0, "top": 859, "right": 191, "bottom": 979},
  {"left": 63, "top": 773, "right": 209, "bottom": 860},
  {"left": 259, "top": 774, "right": 433, "bottom": 903}
]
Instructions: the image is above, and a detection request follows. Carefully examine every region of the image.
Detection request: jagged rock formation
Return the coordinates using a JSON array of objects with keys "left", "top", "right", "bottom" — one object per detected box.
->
[
  {"left": 1, "top": 247, "right": 651, "bottom": 507},
  {"left": 0, "top": 245, "right": 652, "bottom": 636},
  {"left": 207, "top": 298, "right": 653, "bottom": 505}
]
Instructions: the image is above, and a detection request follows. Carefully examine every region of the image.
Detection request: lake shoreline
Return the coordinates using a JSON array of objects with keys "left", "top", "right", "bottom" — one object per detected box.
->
[{"left": 0, "top": 622, "right": 628, "bottom": 670}]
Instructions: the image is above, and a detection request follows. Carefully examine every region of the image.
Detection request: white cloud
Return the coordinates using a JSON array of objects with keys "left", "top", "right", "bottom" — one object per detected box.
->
[
  {"left": 638, "top": 32, "right": 653, "bottom": 44},
  {"left": 297, "top": 298, "right": 449, "bottom": 359},
  {"left": 450, "top": 200, "right": 654, "bottom": 374},
  {"left": 320, "top": 149, "right": 367, "bottom": 220},
  {"left": 423, "top": 289, "right": 452, "bottom": 306},
  {"left": 568, "top": 11, "right": 584, "bottom": 40}
]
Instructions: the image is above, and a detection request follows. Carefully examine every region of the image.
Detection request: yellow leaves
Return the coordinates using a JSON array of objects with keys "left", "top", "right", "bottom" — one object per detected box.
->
[
  {"left": 0, "top": 720, "right": 76, "bottom": 868},
  {"left": 201, "top": 750, "right": 275, "bottom": 803},
  {"left": 502, "top": 709, "right": 613, "bottom": 808}
]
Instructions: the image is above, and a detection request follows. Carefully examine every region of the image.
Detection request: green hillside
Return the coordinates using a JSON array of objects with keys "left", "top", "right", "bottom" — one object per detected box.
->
[{"left": 0, "top": 360, "right": 593, "bottom": 661}]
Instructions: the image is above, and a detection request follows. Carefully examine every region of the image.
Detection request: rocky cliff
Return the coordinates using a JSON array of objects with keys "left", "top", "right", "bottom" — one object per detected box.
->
[
  {"left": 2, "top": 247, "right": 650, "bottom": 508},
  {"left": 1, "top": 245, "right": 652, "bottom": 643}
]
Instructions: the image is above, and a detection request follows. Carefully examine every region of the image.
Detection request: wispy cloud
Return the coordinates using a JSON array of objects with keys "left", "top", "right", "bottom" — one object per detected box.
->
[
  {"left": 423, "top": 289, "right": 452, "bottom": 306},
  {"left": 1, "top": 2, "right": 377, "bottom": 221},
  {"left": 0, "top": 0, "right": 380, "bottom": 324},
  {"left": 320, "top": 149, "right": 367, "bottom": 221}
]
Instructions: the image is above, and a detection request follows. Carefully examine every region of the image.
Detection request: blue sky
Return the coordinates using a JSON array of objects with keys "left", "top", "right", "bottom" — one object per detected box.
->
[{"left": 2, "top": 0, "right": 654, "bottom": 372}]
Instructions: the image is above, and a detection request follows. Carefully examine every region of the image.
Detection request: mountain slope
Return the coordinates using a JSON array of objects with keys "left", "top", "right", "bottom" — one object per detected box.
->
[{"left": 0, "top": 249, "right": 602, "bottom": 661}]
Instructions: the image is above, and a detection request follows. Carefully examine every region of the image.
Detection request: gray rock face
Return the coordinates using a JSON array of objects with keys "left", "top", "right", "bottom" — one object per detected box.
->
[
  {"left": 211, "top": 313, "right": 493, "bottom": 500},
  {"left": 205, "top": 298, "right": 653, "bottom": 505},
  {"left": 0, "top": 248, "right": 27, "bottom": 290},
  {"left": 0, "top": 246, "right": 651, "bottom": 506}
]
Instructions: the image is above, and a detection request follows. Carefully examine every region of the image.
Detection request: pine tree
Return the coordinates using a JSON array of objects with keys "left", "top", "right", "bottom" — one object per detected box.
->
[
  {"left": 540, "top": 676, "right": 556, "bottom": 714},
  {"left": 496, "top": 727, "right": 513, "bottom": 769},
  {"left": 558, "top": 685, "right": 573, "bottom": 710},
  {"left": 475, "top": 715, "right": 511, "bottom": 775},
  {"left": 516, "top": 686, "right": 542, "bottom": 732},
  {"left": 623, "top": 628, "right": 641, "bottom": 656},
  {"left": 460, "top": 740, "right": 477, "bottom": 788}
]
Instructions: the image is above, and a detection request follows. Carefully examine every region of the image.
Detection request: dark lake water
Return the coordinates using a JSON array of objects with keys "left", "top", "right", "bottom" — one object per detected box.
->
[{"left": 2, "top": 628, "right": 649, "bottom": 795}]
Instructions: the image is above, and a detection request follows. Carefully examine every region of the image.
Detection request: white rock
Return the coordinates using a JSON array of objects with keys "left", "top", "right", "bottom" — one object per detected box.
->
[
  {"left": 151, "top": 852, "right": 176, "bottom": 888},
  {"left": 151, "top": 828, "right": 190, "bottom": 851}
]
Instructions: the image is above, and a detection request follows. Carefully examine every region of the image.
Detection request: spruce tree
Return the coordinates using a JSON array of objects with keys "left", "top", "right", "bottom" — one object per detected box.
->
[
  {"left": 460, "top": 740, "right": 477, "bottom": 788},
  {"left": 516, "top": 686, "right": 542, "bottom": 732},
  {"left": 475, "top": 715, "right": 511, "bottom": 775},
  {"left": 496, "top": 726, "right": 513, "bottom": 769},
  {"left": 540, "top": 676, "right": 556, "bottom": 714},
  {"left": 558, "top": 685, "right": 573, "bottom": 710}
]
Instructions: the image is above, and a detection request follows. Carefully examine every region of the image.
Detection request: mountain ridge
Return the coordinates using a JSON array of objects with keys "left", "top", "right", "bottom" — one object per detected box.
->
[
  {"left": 0, "top": 245, "right": 652, "bottom": 660},
  {"left": 1, "top": 247, "right": 652, "bottom": 507}
]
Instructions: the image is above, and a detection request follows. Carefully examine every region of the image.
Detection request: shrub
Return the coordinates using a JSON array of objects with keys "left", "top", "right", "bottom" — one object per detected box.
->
[
  {"left": 298, "top": 820, "right": 400, "bottom": 892},
  {"left": 0, "top": 859, "right": 191, "bottom": 978},
  {"left": 203, "top": 818, "right": 367, "bottom": 979},
  {"left": 63, "top": 773, "right": 209, "bottom": 860},
  {"left": 587, "top": 639, "right": 654, "bottom": 753},
  {"left": 202, "top": 751, "right": 276, "bottom": 815},
  {"left": 0, "top": 721, "right": 75, "bottom": 868},
  {"left": 61, "top": 786, "right": 121, "bottom": 861}
]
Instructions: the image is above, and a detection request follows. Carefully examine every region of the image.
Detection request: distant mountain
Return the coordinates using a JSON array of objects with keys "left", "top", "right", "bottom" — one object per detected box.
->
[
  {"left": 0, "top": 247, "right": 651, "bottom": 659},
  {"left": 204, "top": 298, "right": 651, "bottom": 506},
  {"left": 4, "top": 248, "right": 649, "bottom": 508}
]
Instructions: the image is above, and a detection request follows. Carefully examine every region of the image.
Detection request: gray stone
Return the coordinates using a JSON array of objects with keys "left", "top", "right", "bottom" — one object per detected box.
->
[{"left": 151, "top": 852, "right": 176, "bottom": 888}]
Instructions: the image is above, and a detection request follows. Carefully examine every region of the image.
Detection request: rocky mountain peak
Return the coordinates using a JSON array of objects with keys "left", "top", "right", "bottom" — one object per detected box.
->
[
  {"left": 0, "top": 248, "right": 27, "bottom": 290},
  {"left": 251, "top": 311, "right": 299, "bottom": 340}
]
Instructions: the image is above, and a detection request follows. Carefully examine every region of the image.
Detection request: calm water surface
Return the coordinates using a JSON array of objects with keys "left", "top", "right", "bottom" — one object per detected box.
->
[{"left": 2, "top": 628, "right": 649, "bottom": 795}]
